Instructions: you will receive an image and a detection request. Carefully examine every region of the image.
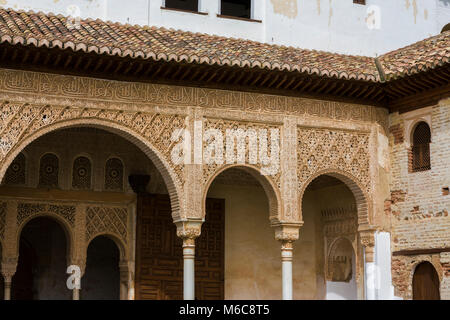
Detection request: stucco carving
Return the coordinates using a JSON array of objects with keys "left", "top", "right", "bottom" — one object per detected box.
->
[
  {"left": 17, "top": 202, "right": 75, "bottom": 228},
  {"left": 0, "top": 69, "right": 387, "bottom": 128},
  {"left": 297, "top": 127, "right": 371, "bottom": 195},
  {"left": 0, "top": 68, "right": 384, "bottom": 225},
  {"left": 85, "top": 206, "right": 128, "bottom": 245},
  {"left": 202, "top": 118, "right": 281, "bottom": 190},
  {"left": 0, "top": 102, "right": 186, "bottom": 188}
]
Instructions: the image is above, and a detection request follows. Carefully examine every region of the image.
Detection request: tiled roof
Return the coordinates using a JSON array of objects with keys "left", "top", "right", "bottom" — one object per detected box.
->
[
  {"left": 0, "top": 8, "right": 448, "bottom": 83},
  {"left": 0, "top": 8, "right": 380, "bottom": 82},
  {"left": 378, "top": 30, "right": 450, "bottom": 81}
]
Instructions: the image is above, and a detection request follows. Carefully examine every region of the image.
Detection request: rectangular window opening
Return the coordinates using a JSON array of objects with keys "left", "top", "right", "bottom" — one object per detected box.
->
[
  {"left": 221, "top": 0, "right": 251, "bottom": 19},
  {"left": 165, "top": 0, "right": 198, "bottom": 12}
]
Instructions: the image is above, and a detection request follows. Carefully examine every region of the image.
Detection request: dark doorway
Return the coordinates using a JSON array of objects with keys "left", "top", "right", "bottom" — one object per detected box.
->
[
  {"left": 12, "top": 217, "right": 70, "bottom": 300},
  {"left": 135, "top": 194, "right": 224, "bottom": 300},
  {"left": 413, "top": 262, "right": 440, "bottom": 300},
  {"left": 81, "top": 236, "right": 120, "bottom": 300}
]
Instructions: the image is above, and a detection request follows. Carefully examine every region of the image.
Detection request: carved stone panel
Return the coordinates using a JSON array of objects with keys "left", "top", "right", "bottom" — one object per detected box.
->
[
  {"left": 17, "top": 202, "right": 75, "bottom": 228},
  {"left": 85, "top": 206, "right": 128, "bottom": 245},
  {"left": 297, "top": 127, "right": 371, "bottom": 194},
  {"left": 203, "top": 118, "right": 281, "bottom": 190}
]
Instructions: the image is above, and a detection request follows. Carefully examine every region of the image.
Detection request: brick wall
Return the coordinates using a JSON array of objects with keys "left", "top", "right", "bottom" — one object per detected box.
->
[{"left": 388, "top": 100, "right": 450, "bottom": 299}]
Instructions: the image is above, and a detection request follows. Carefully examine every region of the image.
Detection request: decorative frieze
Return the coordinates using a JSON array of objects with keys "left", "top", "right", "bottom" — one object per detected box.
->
[
  {"left": 0, "top": 69, "right": 387, "bottom": 130},
  {"left": 17, "top": 202, "right": 75, "bottom": 227}
]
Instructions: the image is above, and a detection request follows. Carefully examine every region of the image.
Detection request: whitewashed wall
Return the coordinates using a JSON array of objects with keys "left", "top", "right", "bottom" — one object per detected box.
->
[{"left": 1, "top": 0, "right": 449, "bottom": 56}]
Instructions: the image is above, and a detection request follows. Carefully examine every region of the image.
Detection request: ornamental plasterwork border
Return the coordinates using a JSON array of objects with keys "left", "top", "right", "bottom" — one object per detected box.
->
[
  {"left": 0, "top": 102, "right": 186, "bottom": 187},
  {"left": 0, "top": 68, "right": 388, "bottom": 130}
]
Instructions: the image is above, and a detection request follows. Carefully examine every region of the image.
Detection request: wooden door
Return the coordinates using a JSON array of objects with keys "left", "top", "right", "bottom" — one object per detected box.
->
[
  {"left": 412, "top": 262, "right": 440, "bottom": 300},
  {"left": 135, "top": 194, "right": 224, "bottom": 300}
]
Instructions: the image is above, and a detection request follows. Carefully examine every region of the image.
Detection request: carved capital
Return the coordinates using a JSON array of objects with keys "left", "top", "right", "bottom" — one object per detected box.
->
[
  {"left": 273, "top": 222, "right": 302, "bottom": 253},
  {"left": 359, "top": 228, "right": 376, "bottom": 263},
  {"left": 1, "top": 257, "right": 18, "bottom": 281},
  {"left": 175, "top": 219, "right": 203, "bottom": 247}
]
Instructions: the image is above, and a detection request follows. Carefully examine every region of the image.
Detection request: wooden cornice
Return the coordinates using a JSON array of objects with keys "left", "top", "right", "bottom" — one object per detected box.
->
[{"left": 0, "top": 42, "right": 448, "bottom": 113}]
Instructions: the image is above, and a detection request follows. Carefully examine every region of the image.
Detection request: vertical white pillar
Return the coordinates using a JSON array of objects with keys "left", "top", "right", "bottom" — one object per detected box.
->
[
  {"left": 176, "top": 220, "right": 202, "bottom": 301},
  {"left": 183, "top": 242, "right": 196, "bottom": 300},
  {"left": 281, "top": 242, "right": 293, "bottom": 300},
  {"left": 274, "top": 223, "right": 301, "bottom": 301}
]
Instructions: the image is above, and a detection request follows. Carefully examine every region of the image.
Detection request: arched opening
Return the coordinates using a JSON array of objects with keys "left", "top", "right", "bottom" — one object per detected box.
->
[
  {"left": 411, "top": 121, "right": 431, "bottom": 172},
  {"left": 12, "top": 217, "right": 70, "bottom": 300},
  {"left": 81, "top": 236, "right": 120, "bottom": 300},
  {"left": 442, "top": 23, "right": 450, "bottom": 33},
  {"left": 413, "top": 262, "right": 440, "bottom": 300},
  {"left": 205, "top": 166, "right": 279, "bottom": 300},
  {"left": 0, "top": 124, "right": 178, "bottom": 300},
  {"left": 301, "top": 174, "right": 362, "bottom": 300}
]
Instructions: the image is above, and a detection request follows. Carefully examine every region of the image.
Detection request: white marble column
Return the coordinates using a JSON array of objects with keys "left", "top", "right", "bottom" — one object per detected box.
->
[
  {"left": 281, "top": 241, "right": 294, "bottom": 300},
  {"left": 183, "top": 240, "right": 196, "bottom": 300},
  {"left": 274, "top": 223, "right": 301, "bottom": 301},
  {"left": 176, "top": 220, "right": 202, "bottom": 300}
]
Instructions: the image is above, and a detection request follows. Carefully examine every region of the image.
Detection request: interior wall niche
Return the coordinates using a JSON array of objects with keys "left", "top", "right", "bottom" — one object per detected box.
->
[{"left": 327, "top": 238, "right": 354, "bottom": 282}]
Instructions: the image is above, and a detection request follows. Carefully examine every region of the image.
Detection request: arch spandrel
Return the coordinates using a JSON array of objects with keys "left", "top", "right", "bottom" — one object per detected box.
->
[
  {"left": 297, "top": 126, "right": 373, "bottom": 227},
  {"left": 0, "top": 104, "right": 185, "bottom": 221}
]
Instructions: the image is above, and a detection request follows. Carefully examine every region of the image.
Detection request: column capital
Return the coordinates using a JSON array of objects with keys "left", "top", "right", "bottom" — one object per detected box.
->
[
  {"left": 1, "top": 257, "right": 18, "bottom": 281},
  {"left": 175, "top": 219, "right": 203, "bottom": 247},
  {"left": 359, "top": 227, "right": 376, "bottom": 263},
  {"left": 273, "top": 222, "right": 303, "bottom": 244}
]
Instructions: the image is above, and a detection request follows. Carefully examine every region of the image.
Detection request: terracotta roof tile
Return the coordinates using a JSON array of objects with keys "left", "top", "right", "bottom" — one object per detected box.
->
[
  {"left": 0, "top": 8, "right": 380, "bottom": 82},
  {"left": 0, "top": 8, "right": 447, "bottom": 83},
  {"left": 379, "top": 30, "right": 450, "bottom": 81}
]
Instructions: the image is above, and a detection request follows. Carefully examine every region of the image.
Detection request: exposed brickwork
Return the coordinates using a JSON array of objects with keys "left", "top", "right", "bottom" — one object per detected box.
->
[
  {"left": 389, "top": 101, "right": 450, "bottom": 299},
  {"left": 389, "top": 124, "right": 404, "bottom": 145}
]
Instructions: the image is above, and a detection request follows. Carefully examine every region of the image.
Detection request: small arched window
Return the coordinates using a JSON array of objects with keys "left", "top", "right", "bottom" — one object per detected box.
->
[
  {"left": 411, "top": 122, "right": 431, "bottom": 172},
  {"left": 72, "top": 156, "right": 92, "bottom": 190},
  {"left": 4, "top": 152, "right": 26, "bottom": 185},
  {"left": 105, "top": 158, "right": 124, "bottom": 191},
  {"left": 38, "top": 153, "right": 59, "bottom": 188},
  {"left": 442, "top": 23, "right": 450, "bottom": 33}
]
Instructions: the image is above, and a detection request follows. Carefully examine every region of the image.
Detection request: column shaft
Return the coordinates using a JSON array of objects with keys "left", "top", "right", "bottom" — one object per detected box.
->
[
  {"left": 281, "top": 242, "right": 293, "bottom": 300},
  {"left": 183, "top": 242, "right": 196, "bottom": 300}
]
